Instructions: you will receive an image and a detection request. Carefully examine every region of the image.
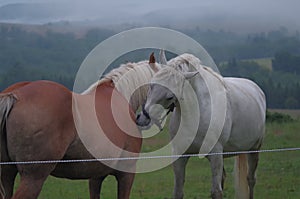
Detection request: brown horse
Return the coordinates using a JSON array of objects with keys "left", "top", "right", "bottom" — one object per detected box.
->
[
  {"left": 0, "top": 58, "right": 158, "bottom": 199},
  {"left": 1, "top": 82, "right": 31, "bottom": 93}
]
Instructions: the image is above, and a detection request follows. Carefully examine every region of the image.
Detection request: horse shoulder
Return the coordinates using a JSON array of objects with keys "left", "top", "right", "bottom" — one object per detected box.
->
[{"left": 91, "top": 84, "right": 142, "bottom": 152}]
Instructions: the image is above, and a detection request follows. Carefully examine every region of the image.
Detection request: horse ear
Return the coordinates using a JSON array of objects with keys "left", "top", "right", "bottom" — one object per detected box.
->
[
  {"left": 149, "top": 52, "right": 155, "bottom": 63},
  {"left": 149, "top": 52, "right": 159, "bottom": 72},
  {"left": 159, "top": 49, "right": 167, "bottom": 65},
  {"left": 183, "top": 71, "right": 199, "bottom": 79}
]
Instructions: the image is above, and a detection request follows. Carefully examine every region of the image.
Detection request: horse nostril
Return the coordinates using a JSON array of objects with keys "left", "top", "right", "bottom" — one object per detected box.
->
[
  {"left": 141, "top": 103, "right": 151, "bottom": 120},
  {"left": 136, "top": 114, "right": 140, "bottom": 120}
]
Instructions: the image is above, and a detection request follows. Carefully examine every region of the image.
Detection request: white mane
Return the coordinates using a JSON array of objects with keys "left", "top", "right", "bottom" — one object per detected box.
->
[
  {"left": 82, "top": 60, "right": 157, "bottom": 111},
  {"left": 167, "top": 53, "right": 226, "bottom": 86},
  {"left": 151, "top": 53, "right": 227, "bottom": 99},
  {"left": 167, "top": 53, "right": 203, "bottom": 71}
]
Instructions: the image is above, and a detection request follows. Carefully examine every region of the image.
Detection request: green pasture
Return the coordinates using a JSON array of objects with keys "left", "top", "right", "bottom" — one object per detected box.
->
[
  {"left": 242, "top": 57, "right": 273, "bottom": 71},
  {"left": 268, "top": 109, "right": 300, "bottom": 120},
  {"left": 219, "top": 57, "right": 273, "bottom": 71},
  {"left": 13, "top": 112, "right": 300, "bottom": 199}
]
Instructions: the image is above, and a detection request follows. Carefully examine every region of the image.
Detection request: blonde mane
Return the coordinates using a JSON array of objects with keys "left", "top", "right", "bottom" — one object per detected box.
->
[{"left": 82, "top": 60, "right": 157, "bottom": 111}]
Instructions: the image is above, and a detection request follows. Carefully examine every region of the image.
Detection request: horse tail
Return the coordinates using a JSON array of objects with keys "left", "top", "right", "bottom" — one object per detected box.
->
[
  {"left": 0, "top": 93, "right": 17, "bottom": 198},
  {"left": 234, "top": 154, "right": 249, "bottom": 199}
]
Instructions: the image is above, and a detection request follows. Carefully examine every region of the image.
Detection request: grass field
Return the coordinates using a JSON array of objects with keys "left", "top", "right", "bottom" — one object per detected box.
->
[
  {"left": 219, "top": 57, "right": 273, "bottom": 71},
  {"left": 242, "top": 57, "right": 273, "bottom": 71},
  {"left": 13, "top": 113, "right": 300, "bottom": 199},
  {"left": 269, "top": 109, "right": 300, "bottom": 120}
]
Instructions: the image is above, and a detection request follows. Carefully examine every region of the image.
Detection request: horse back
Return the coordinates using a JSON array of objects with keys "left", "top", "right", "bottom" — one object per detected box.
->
[
  {"left": 10, "top": 80, "right": 74, "bottom": 125},
  {"left": 225, "top": 77, "right": 266, "bottom": 118},
  {"left": 2, "top": 81, "right": 31, "bottom": 93},
  {"left": 6, "top": 80, "right": 76, "bottom": 161}
]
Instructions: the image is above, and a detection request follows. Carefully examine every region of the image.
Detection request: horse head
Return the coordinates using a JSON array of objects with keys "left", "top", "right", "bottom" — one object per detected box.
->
[{"left": 136, "top": 52, "right": 198, "bottom": 131}]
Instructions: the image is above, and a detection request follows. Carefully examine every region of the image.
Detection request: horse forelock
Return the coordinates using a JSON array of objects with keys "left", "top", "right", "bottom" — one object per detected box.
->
[
  {"left": 152, "top": 67, "right": 183, "bottom": 82},
  {"left": 151, "top": 67, "right": 185, "bottom": 97}
]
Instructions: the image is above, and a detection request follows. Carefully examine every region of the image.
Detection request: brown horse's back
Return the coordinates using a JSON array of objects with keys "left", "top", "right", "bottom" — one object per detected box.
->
[
  {"left": 2, "top": 81, "right": 31, "bottom": 93},
  {"left": 6, "top": 80, "right": 75, "bottom": 163}
]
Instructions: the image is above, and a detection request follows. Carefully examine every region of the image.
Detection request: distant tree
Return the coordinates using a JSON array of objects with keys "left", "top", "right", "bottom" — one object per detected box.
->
[
  {"left": 284, "top": 97, "right": 299, "bottom": 109},
  {"left": 273, "top": 52, "right": 300, "bottom": 74}
]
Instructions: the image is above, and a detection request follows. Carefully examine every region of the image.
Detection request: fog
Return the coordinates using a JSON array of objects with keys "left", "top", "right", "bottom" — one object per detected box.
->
[{"left": 0, "top": 0, "right": 299, "bottom": 33}]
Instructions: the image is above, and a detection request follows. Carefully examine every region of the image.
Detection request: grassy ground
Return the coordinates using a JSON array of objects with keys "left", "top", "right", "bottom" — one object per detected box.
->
[
  {"left": 219, "top": 57, "right": 273, "bottom": 71},
  {"left": 268, "top": 109, "right": 300, "bottom": 120},
  {"left": 13, "top": 117, "right": 300, "bottom": 199},
  {"left": 242, "top": 57, "right": 273, "bottom": 71}
]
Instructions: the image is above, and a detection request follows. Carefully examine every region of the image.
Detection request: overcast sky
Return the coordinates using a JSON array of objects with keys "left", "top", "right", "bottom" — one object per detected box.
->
[
  {"left": 0, "top": 0, "right": 299, "bottom": 32},
  {"left": 1, "top": 0, "right": 299, "bottom": 14}
]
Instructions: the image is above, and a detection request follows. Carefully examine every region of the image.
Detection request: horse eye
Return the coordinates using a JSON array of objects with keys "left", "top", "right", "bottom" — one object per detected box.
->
[{"left": 166, "top": 96, "right": 173, "bottom": 101}]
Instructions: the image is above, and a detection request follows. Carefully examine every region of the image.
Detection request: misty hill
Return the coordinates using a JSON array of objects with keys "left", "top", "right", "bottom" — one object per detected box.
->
[
  {"left": 1, "top": 1, "right": 300, "bottom": 33},
  {"left": 1, "top": 22, "right": 300, "bottom": 108},
  {"left": 0, "top": 3, "right": 72, "bottom": 23}
]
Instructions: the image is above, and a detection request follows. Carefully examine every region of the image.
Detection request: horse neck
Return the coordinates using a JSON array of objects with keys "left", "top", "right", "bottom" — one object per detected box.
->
[
  {"left": 83, "top": 61, "right": 155, "bottom": 112},
  {"left": 113, "top": 64, "right": 155, "bottom": 112},
  {"left": 177, "top": 67, "right": 217, "bottom": 112}
]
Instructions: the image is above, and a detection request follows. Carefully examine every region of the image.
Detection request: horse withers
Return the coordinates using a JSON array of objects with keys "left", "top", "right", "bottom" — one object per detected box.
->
[{"left": 137, "top": 52, "right": 266, "bottom": 199}]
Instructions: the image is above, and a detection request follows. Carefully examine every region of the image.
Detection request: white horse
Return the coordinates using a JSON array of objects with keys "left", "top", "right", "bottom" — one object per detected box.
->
[{"left": 136, "top": 52, "right": 266, "bottom": 199}]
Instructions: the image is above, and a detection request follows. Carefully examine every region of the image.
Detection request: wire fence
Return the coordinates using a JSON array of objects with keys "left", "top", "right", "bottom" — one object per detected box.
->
[
  {"left": 2, "top": 146, "right": 299, "bottom": 198},
  {"left": 1, "top": 147, "right": 300, "bottom": 165}
]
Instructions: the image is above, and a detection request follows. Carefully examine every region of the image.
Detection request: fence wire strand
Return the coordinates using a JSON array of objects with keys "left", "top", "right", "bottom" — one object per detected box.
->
[{"left": 1, "top": 147, "right": 300, "bottom": 165}]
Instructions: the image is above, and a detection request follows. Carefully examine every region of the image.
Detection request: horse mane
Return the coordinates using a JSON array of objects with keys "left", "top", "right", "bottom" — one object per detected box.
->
[
  {"left": 82, "top": 60, "right": 157, "bottom": 111},
  {"left": 167, "top": 53, "right": 227, "bottom": 88}
]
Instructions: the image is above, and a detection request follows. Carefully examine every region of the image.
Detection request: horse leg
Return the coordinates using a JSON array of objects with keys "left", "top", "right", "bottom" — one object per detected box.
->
[
  {"left": 172, "top": 157, "right": 189, "bottom": 199},
  {"left": 12, "top": 177, "right": 45, "bottom": 199},
  {"left": 115, "top": 172, "right": 135, "bottom": 199},
  {"left": 12, "top": 163, "right": 56, "bottom": 199},
  {"left": 89, "top": 176, "right": 107, "bottom": 199},
  {"left": 207, "top": 154, "right": 223, "bottom": 199},
  {"left": 247, "top": 152, "right": 259, "bottom": 199},
  {"left": 1, "top": 165, "right": 17, "bottom": 199},
  {"left": 221, "top": 166, "right": 226, "bottom": 190}
]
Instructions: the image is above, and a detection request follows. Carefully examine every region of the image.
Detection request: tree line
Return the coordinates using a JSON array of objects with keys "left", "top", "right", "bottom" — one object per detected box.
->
[
  {"left": 220, "top": 56, "right": 300, "bottom": 109},
  {"left": 0, "top": 24, "right": 299, "bottom": 108}
]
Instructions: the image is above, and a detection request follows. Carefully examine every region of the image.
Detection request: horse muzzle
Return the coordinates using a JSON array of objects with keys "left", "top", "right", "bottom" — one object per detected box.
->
[
  {"left": 136, "top": 103, "right": 150, "bottom": 125},
  {"left": 136, "top": 112, "right": 152, "bottom": 129}
]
